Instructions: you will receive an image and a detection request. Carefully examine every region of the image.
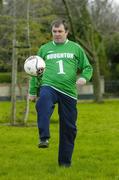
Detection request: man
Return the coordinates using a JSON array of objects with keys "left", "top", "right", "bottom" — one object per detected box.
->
[{"left": 29, "top": 19, "right": 93, "bottom": 167}]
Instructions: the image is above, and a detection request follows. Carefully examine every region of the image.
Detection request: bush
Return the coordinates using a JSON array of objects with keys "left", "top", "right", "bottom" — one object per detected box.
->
[
  {"left": 0, "top": 72, "right": 29, "bottom": 83},
  {"left": 0, "top": 72, "right": 11, "bottom": 83}
]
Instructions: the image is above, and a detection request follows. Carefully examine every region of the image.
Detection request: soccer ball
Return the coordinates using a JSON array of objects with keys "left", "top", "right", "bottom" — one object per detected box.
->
[{"left": 24, "top": 56, "right": 45, "bottom": 76}]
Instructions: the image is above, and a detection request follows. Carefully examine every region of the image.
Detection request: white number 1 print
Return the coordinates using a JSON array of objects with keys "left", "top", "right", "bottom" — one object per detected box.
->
[{"left": 56, "top": 60, "right": 65, "bottom": 74}]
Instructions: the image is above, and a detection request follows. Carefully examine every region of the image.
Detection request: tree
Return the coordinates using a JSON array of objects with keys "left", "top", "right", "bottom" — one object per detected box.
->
[
  {"left": 23, "top": 0, "right": 31, "bottom": 124},
  {"left": 60, "top": 0, "right": 103, "bottom": 102},
  {"left": 89, "top": 0, "right": 119, "bottom": 35},
  {"left": 89, "top": 0, "right": 119, "bottom": 81},
  {"left": 11, "top": 0, "right": 17, "bottom": 124},
  {"left": 105, "top": 33, "right": 119, "bottom": 79}
]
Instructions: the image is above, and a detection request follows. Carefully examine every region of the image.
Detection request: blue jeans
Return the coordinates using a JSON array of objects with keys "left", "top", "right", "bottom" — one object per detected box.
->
[{"left": 36, "top": 86, "right": 77, "bottom": 166}]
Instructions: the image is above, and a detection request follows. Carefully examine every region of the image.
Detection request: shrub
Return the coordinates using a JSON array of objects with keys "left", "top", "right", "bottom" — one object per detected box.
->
[
  {"left": 0, "top": 72, "right": 29, "bottom": 83},
  {"left": 0, "top": 72, "right": 11, "bottom": 83}
]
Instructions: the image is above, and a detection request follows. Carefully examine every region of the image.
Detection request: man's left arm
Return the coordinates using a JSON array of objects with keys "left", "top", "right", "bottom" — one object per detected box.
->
[{"left": 76, "top": 48, "right": 93, "bottom": 86}]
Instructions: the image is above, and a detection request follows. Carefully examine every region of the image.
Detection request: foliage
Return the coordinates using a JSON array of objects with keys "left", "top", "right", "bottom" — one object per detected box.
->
[
  {"left": 0, "top": 72, "right": 29, "bottom": 83},
  {"left": 0, "top": 100, "right": 119, "bottom": 179},
  {"left": 0, "top": 0, "right": 57, "bottom": 72},
  {"left": 104, "top": 33, "right": 119, "bottom": 79},
  {"left": 0, "top": 15, "right": 13, "bottom": 72},
  {"left": 115, "top": 64, "right": 119, "bottom": 78},
  {"left": 0, "top": 0, "right": 119, "bottom": 80},
  {"left": 89, "top": 0, "right": 119, "bottom": 35},
  {"left": 0, "top": 72, "right": 11, "bottom": 83},
  {"left": 105, "top": 33, "right": 119, "bottom": 64},
  {"left": 88, "top": 0, "right": 119, "bottom": 80}
]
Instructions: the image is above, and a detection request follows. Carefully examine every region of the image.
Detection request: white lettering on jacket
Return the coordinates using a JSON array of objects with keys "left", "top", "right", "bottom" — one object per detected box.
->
[{"left": 47, "top": 53, "right": 74, "bottom": 60}]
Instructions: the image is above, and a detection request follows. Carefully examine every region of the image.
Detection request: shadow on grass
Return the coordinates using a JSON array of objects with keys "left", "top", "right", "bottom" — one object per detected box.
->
[{"left": 51, "top": 118, "right": 58, "bottom": 124}]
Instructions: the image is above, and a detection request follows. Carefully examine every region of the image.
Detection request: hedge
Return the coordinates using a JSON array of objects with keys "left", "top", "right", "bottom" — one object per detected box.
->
[
  {"left": 0, "top": 72, "right": 29, "bottom": 83},
  {"left": 0, "top": 72, "right": 11, "bottom": 83}
]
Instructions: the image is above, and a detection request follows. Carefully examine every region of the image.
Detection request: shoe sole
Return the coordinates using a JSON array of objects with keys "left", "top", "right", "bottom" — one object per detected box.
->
[{"left": 38, "top": 144, "right": 49, "bottom": 148}]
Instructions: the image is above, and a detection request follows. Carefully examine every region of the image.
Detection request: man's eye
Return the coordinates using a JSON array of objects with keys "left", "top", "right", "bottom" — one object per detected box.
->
[{"left": 53, "top": 30, "right": 63, "bottom": 33}]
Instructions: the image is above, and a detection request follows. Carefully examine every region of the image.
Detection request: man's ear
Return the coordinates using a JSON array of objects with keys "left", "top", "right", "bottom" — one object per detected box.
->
[{"left": 66, "top": 30, "right": 69, "bottom": 35}]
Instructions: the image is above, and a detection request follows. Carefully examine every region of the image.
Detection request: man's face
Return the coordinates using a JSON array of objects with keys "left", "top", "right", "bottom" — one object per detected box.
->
[{"left": 52, "top": 24, "right": 68, "bottom": 44}]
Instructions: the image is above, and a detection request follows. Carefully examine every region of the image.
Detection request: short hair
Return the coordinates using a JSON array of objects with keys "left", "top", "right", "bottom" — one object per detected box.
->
[{"left": 51, "top": 19, "right": 69, "bottom": 31}]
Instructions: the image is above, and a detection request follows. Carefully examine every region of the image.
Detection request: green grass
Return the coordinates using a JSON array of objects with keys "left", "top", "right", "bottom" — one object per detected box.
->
[{"left": 0, "top": 100, "right": 119, "bottom": 179}]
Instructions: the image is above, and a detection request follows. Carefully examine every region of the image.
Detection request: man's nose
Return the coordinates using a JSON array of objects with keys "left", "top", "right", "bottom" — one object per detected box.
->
[{"left": 55, "top": 31, "right": 61, "bottom": 35}]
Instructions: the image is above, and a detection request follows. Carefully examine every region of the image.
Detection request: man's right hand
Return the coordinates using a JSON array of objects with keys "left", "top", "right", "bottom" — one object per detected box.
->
[{"left": 29, "top": 95, "right": 37, "bottom": 102}]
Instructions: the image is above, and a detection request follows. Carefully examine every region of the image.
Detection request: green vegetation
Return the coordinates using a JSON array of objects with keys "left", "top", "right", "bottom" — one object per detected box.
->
[
  {"left": 0, "top": 0, "right": 119, "bottom": 80},
  {"left": 0, "top": 100, "right": 119, "bottom": 179},
  {"left": 0, "top": 72, "right": 11, "bottom": 83},
  {"left": 0, "top": 72, "right": 29, "bottom": 83}
]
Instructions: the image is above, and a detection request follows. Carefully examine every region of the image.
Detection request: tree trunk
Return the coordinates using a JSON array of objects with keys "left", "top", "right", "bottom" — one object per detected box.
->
[
  {"left": 91, "top": 26, "right": 103, "bottom": 103},
  {"left": 23, "top": 82, "right": 30, "bottom": 124},
  {"left": 23, "top": 0, "right": 31, "bottom": 124},
  {"left": 92, "top": 54, "right": 103, "bottom": 102},
  {"left": 11, "top": 0, "right": 17, "bottom": 125}
]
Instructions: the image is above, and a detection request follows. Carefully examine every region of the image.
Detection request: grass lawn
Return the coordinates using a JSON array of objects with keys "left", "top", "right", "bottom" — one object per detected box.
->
[{"left": 0, "top": 100, "right": 119, "bottom": 179}]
